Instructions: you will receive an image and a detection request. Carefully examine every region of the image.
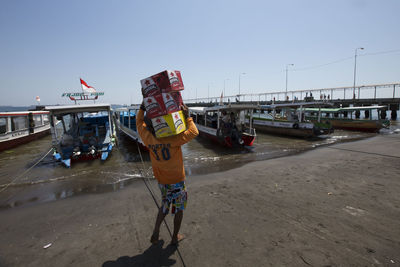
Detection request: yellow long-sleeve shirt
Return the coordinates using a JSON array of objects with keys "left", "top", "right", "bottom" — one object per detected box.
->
[{"left": 136, "top": 109, "right": 199, "bottom": 185}]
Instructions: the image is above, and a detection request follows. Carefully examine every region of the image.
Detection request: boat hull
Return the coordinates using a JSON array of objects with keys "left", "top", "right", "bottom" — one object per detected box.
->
[
  {"left": 197, "top": 127, "right": 233, "bottom": 147},
  {"left": 115, "top": 119, "right": 148, "bottom": 151},
  {"left": 250, "top": 118, "right": 323, "bottom": 138},
  {"left": 254, "top": 124, "right": 315, "bottom": 138},
  {"left": 196, "top": 124, "right": 255, "bottom": 147},
  {"left": 0, "top": 127, "right": 50, "bottom": 152},
  {"left": 311, "top": 118, "right": 387, "bottom": 133}
]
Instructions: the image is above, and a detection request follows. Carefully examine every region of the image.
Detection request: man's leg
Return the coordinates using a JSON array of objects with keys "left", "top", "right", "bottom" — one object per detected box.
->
[
  {"left": 171, "top": 210, "right": 184, "bottom": 245},
  {"left": 151, "top": 207, "right": 167, "bottom": 244}
]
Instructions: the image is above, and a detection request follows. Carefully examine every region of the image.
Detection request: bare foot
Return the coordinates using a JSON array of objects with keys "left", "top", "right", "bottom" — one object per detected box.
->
[
  {"left": 150, "top": 232, "right": 159, "bottom": 244},
  {"left": 170, "top": 233, "right": 184, "bottom": 245}
]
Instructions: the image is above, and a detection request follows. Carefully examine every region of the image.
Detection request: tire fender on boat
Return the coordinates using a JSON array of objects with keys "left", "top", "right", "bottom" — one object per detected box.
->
[{"left": 292, "top": 123, "right": 299, "bottom": 129}]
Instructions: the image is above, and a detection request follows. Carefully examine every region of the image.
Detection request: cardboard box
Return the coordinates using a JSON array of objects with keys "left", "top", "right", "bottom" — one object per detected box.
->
[
  {"left": 151, "top": 111, "right": 187, "bottom": 138},
  {"left": 141, "top": 70, "right": 184, "bottom": 97},
  {"left": 143, "top": 94, "right": 167, "bottom": 118}
]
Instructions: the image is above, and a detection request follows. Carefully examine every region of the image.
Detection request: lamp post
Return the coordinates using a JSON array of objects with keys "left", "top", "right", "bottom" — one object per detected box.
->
[
  {"left": 224, "top": 79, "right": 230, "bottom": 97},
  {"left": 353, "top": 47, "right": 364, "bottom": 99},
  {"left": 208, "top": 84, "right": 212, "bottom": 102},
  {"left": 238, "top": 73, "right": 246, "bottom": 95},
  {"left": 285, "top": 64, "right": 294, "bottom": 101}
]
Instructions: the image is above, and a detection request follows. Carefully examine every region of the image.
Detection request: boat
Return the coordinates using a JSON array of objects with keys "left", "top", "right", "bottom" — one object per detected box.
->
[
  {"left": 189, "top": 104, "right": 257, "bottom": 147},
  {"left": 249, "top": 102, "right": 334, "bottom": 138},
  {"left": 0, "top": 110, "right": 51, "bottom": 151},
  {"left": 303, "top": 105, "right": 390, "bottom": 132},
  {"left": 45, "top": 104, "right": 115, "bottom": 167},
  {"left": 113, "top": 105, "right": 146, "bottom": 149}
]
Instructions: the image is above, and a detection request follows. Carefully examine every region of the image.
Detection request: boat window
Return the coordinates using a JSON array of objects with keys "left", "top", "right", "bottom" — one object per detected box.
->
[
  {"left": 0, "top": 117, "right": 7, "bottom": 134},
  {"left": 11, "top": 116, "right": 28, "bottom": 131},
  {"left": 43, "top": 114, "right": 49, "bottom": 124},
  {"left": 255, "top": 111, "right": 274, "bottom": 120},
  {"left": 34, "top": 115, "right": 43, "bottom": 126},
  {"left": 63, "top": 114, "right": 72, "bottom": 133}
]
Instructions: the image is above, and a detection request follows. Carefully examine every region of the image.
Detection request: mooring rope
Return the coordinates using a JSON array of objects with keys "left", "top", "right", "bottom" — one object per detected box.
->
[
  {"left": 0, "top": 147, "right": 53, "bottom": 194},
  {"left": 135, "top": 141, "right": 187, "bottom": 267},
  {"left": 327, "top": 146, "right": 400, "bottom": 159}
]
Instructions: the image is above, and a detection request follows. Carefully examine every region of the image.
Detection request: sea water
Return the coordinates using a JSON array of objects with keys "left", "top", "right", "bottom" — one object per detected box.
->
[{"left": 0, "top": 120, "right": 398, "bottom": 209}]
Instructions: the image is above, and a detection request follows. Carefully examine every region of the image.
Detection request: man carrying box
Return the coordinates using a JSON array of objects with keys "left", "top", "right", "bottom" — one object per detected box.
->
[{"left": 136, "top": 102, "right": 199, "bottom": 245}]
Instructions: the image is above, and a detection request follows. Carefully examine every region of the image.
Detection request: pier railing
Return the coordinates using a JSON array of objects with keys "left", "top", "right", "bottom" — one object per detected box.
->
[{"left": 184, "top": 83, "right": 400, "bottom": 107}]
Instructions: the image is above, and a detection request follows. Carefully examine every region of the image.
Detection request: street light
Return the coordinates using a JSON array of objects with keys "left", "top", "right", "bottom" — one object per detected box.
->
[
  {"left": 238, "top": 73, "right": 246, "bottom": 95},
  {"left": 208, "top": 83, "right": 211, "bottom": 102},
  {"left": 285, "top": 64, "right": 294, "bottom": 101},
  {"left": 224, "top": 79, "right": 230, "bottom": 97},
  {"left": 353, "top": 47, "right": 364, "bottom": 99}
]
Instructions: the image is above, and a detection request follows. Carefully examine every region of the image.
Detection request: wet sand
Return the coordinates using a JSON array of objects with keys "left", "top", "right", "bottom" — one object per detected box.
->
[{"left": 1, "top": 134, "right": 399, "bottom": 266}]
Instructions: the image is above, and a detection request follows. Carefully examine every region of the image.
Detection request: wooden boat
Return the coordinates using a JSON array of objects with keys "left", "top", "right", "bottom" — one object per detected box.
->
[
  {"left": 0, "top": 110, "right": 51, "bottom": 151},
  {"left": 45, "top": 104, "right": 115, "bottom": 167},
  {"left": 249, "top": 102, "right": 334, "bottom": 138},
  {"left": 189, "top": 104, "right": 257, "bottom": 147},
  {"left": 113, "top": 105, "right": 146, "bottom": 149},
  {"left": 303, "top": 105, "right": 390, "bottom": 132}
]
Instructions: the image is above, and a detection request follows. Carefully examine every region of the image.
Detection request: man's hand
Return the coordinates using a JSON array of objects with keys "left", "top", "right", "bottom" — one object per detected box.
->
[
  {"left": 140, "top": 101, "right": 146, "bottom": 111},
  {"left": 181, "top": 104, "right": 189, "bottom": 118}
]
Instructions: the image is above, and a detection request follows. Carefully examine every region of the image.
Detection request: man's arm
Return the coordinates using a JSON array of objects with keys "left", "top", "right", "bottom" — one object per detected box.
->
[
  {"left": 170, "top": 117, "right": 199, "bottom": 147},
  {"left": 136, "top": 108, "right": 152, "bottom": 146}
]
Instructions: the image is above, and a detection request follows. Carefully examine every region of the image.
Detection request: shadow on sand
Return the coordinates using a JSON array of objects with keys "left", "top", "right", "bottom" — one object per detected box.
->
[{"left": 102, "top": 240, "right": 178, "bottom": 267}]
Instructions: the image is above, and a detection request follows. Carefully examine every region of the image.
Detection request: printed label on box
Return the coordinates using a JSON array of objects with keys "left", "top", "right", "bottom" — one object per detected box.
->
[
  {"left": 144, "top": 95, "right": 166, "bottom": 118},
  {"left": 162, "top": 93, "right": 180, "bottom": 113},
  {"left": 172, "top": 112, "right": 185, "bottom": 132},
  {"left": 151, "top": 116, "right": 171, "bottom": 136},
  {"left": 141, "top": 77, "right": 160, "bottom": 97},
  {"left": 168, "top": 71, "right": 183, "bottom": 90},
  {"left": 171, "top": 92, "right": 183, "bottom": 106}
]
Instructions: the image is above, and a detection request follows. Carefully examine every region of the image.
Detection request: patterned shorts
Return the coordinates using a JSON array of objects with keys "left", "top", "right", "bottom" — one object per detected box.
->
[{"left": 159, "top": 181, "right": 187, "bottom": 215}]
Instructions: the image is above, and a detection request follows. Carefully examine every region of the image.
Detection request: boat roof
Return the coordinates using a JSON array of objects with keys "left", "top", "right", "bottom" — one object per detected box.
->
[
  {"left": 0, "top": 110, "right": 49, "bottom": 116},
  {"left": 114, "top": 105, "right": 140, "bottom": 112},
  {"left": 190, "top": 104, "right": 259, "bottom": 114},
  {"left": 303, "top": 105, "right": 387, "bottom": 113},
  {"left": 45, "top": 104, "right": 111, "bottom": 115},
  {"left": 260, "top": 101, "right": 333, "bottom": 109}
]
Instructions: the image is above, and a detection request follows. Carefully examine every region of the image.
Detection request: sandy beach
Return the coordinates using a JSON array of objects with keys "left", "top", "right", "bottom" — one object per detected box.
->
[{"left": 1, "top": 134, "right": 399, "bottom": 267}]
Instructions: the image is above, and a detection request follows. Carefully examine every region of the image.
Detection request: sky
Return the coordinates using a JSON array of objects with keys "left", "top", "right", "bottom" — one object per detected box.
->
[{"left": 0, "top": 0, "right": 399, "bottom": 106}]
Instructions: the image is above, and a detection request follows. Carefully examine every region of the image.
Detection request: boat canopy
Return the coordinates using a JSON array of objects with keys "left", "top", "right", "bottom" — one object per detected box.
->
[
  {"left": 114, "top": 105, "right": 141, "bottom": 112},
  {"left": 45, "top": 104, "right": 111, "bottom": 115},
  {"left": 190, "top": 104, "right": 259, "bottom": 114},
  {"left": 303, "top": 105, "right": 387, "bottom": 113},
  {"left": 0, "top": 110, "right": 49, "bottom": 116}
]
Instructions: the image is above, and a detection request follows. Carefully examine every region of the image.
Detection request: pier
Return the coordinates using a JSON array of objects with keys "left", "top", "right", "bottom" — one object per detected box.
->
[{"left": 185, "top": 83, "right": 400, "bottom": 120}]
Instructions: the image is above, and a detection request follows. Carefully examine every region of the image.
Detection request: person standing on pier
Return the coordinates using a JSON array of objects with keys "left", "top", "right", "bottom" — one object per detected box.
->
[{"left": 136, "top": 102, "right": 199, "bottom": 245}]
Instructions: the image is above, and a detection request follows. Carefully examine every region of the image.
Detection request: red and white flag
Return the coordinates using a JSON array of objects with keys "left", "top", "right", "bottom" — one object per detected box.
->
[
  {"left": 80, "top": 78, "right": 96, "bottom": 93},
  {"left": 36, "top": 96, "right": 40, "bottom": 102}
]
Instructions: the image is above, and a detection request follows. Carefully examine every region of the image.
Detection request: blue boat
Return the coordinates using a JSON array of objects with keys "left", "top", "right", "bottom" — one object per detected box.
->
[
  {"left": 45, "top": 104, "right": 115, "bottom": 167},
  {"left": 113, "top": 105, "right": 146, "bottom": 149}
]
